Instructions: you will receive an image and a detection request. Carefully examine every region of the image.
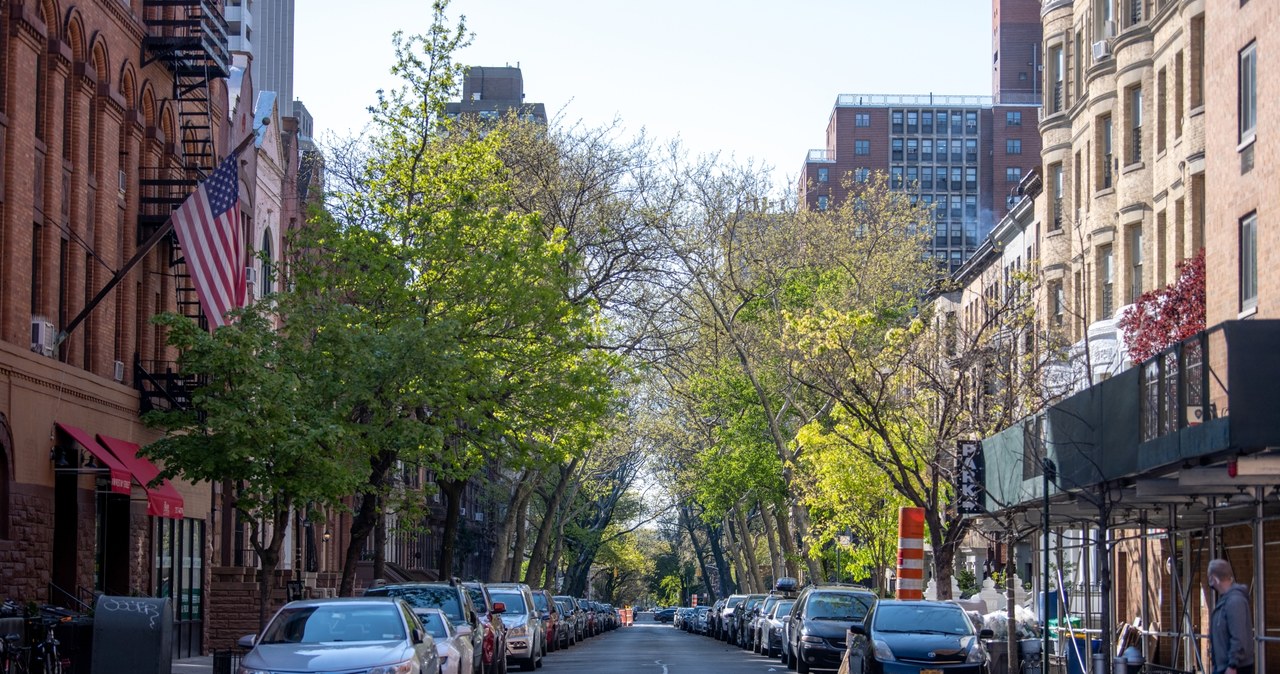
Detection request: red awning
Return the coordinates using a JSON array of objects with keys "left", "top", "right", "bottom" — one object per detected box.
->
[
  {"left": 95, "top": 434, "right": 185, "bottom": 519},
  {"left": 54, "top": 422, "right": 132, "bottom": 495}
]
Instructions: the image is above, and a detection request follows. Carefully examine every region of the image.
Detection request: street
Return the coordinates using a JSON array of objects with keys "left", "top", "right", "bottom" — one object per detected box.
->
[{"left": 544, "top": 613, "right": 816, "bottom": 674}]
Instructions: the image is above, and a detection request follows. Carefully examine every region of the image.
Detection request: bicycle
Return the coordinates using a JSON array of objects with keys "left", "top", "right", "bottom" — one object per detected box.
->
[
  {"left": 0, "top": 632, "right": 27, "bottom": 674},
  {"left": 26, "top": 619, "right": 61, "bottom": 674}
]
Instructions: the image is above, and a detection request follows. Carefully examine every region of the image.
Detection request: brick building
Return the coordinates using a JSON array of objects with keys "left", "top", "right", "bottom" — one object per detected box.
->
[
  {"left": 799, "top": 0, "right": 1043, "bottom": 273},
  {"left": 0, "top": 0, "right": 310, "bottom": 657}
]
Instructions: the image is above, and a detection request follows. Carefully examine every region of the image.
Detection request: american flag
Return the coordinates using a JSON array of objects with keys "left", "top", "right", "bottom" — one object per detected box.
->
[{"left": 171, "top": 155, "right": 245, "bottom": 329}]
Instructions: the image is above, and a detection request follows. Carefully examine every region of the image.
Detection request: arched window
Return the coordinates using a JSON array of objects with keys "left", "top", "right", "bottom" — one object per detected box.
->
[{"left": 260, "top": 230, "right": 274, "bottom": 297}]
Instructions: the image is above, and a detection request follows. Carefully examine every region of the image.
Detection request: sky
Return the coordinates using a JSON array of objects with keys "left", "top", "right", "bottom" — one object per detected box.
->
[{"left": 294, "top": 0, "right": 994, "bottom": 188}]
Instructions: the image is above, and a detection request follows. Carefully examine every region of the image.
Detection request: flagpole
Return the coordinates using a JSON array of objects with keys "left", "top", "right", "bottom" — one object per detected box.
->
[{"left": 56, "top": 130, "right": 262, "bottom": 348}]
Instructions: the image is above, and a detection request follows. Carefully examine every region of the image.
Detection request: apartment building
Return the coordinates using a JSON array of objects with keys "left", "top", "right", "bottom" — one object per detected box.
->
[
  {"left": 445, "top": 65, "right": 548, "bottom": 124},
  {"left": 799, "top": 0, "right": 1042, "bottom": 273}
]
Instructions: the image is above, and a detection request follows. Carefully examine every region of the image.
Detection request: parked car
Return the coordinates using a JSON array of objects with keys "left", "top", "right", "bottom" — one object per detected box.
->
[
  {"left": 463, "top": 581, "right": 510, "bottom": 674},
  {"left": 487, "top": 583, "right": 545, "bottom": 670},
  {"left": 748, "top": 594, "right": 781, "bottom": 653},
  {"left": 693, "top": 606, "right": 712, "bottom": 634},
  {"left": 653, "top": 607, "right": 677, "bottom": 623},
  {"left": 417, "top": 607, "right": 475, "bottom": 674},
  {"left": 783, "top": 584, "right": 877, "bottom": 674},
  {"left": 759, "top": 598, "right": 794, "bottom": 658},
  {"left": 719, "top": 594, "right": 748, "bottom": 642},
  {"left": 554, "top": 595, "right": 585, "bottom": 642},
  {"left": 236, "top": 597, "right": 440, "bottom": 674},
  {"left": 734, "top": 594, "right": 767, "bottom": 648},
  {"left": 707, "top": 598, "right": 725, "bottom": 637},
  {"left": 843, "top": 599, "right": 992, "bottom": 674},
  {"left": 554, "top": 597, "right": 580, "bottom": 644},
  {"left": 364, "top": 581, "right": 485, "bottom": 674},
  {"left": 530, "top": 589, "right": 567, "bottom": 651}
]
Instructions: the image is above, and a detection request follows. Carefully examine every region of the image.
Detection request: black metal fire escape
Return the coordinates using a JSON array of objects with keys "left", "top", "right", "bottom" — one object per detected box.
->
[{"left": 136, "top": 0, "right": 230, "bottom": 413}]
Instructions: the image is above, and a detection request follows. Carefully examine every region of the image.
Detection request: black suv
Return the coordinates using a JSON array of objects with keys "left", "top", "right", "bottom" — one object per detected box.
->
[
  {"left": 364, "top": 581, "right": 485, "bottom": 674},
  {"left": 782, "top": 584, "right": 876, "bottom": 674}
]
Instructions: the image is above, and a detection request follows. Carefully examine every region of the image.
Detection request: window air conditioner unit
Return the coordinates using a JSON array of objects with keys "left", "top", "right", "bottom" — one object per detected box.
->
[
  {"left": 30, "top": 317, "right": 55, "bottom": 357},
  {"left": 113, "top": 360, "right": 126, "bottom": 382},
  {"left": 1093, "top": 40, "right": 1112, "bottom": 61},
  {"left": 1103, "top": 20, "right": 1117, "bottom": 39},
  {"left": 245, "top": 266, "right": 257, "bottom": 298}
]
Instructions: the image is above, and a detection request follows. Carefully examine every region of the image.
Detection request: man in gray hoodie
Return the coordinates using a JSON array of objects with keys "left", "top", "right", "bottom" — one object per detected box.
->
[{"left": 1207, "top": 559, "right": 1254, "bottom": 674}]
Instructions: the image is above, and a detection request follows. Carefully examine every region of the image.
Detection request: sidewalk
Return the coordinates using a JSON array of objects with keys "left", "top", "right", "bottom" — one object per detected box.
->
[{"left": 173, "top": 655, "right": 213, "bottom": 673}]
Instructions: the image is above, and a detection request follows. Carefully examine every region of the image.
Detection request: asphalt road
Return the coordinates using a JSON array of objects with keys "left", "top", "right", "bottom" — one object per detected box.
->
[{"left": 540, "top": 613, "right": 817, "bottom": 674}]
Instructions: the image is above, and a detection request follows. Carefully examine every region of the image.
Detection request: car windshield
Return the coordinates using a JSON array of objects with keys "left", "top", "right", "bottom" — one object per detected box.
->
[
  {"left": 727, "top": 596, "right": 746, "bottom": 608},
  {"left": 416, "top": 611, "right": 451, "bottom": 639},
  {"left": 874, "top": 605, "right": 974, "bottom": 635},
  {"left": 805, "top": 593, "right": 873, "bottom": 621},
  {"left": 464, "top": 586, "right": 489, "bottom": 612},
  {"left": 772, "top": 600, "right": 795, "bottom": 618},
  {"left": 489, "top": 591, "right": 528, "bottom": 614},
  {"left": 532, "top": 593, "right": 549, "bottom": 612},
  {"left": 259, "top": 605, "right": 405, "bottom": 644},
  {"left": 365, "top": 586, "right": 463, "bottom": 623}
]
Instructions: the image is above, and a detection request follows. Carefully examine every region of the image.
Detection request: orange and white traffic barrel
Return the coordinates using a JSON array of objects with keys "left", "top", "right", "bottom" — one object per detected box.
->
[{"left": 896, "top": 506, "right": 925, "bottom": 600}]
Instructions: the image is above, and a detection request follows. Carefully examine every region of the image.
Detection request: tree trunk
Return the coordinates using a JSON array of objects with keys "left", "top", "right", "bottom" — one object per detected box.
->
[
  {"left": 507, "top": 491, "right": 531, "bottom": 582},
  {"left": 735, "top": 506, "right": 763, "bottom": 592},
  {"left": 437, "top": 478, "right": 465, "bottom": 579},
  {"left": 525, "top": 459, "right": 578, "bottom": 588},
  {"left": 544, "top": 524, "right": 564, "bottom": 591},
  {"left": 373, "top": 496, "right": 386, "bottom": 582},
  {"left": 793, "top": 504, "right": 824, "bottom": 582},
  {"left": 339, "top": 450, "right": 395, "bottom": 596},
  {"left": 723, "top": 516, "right": 746, "bottom": 592},
  {"left": 772, "top": 507, "right": 798, "bottom": 578},
  {"left": 680, "top": 506, "right": 716, "bottom": 603},
  {"left": 489, "top": 471, "right": 536, "bottom": 582},
  {"left": 251, "top": 498, "right": 291, "bottom": 630},
  {"left": 759, "top": 503, "right": 782, "bottom": 585},
  {"left": 705, "top": 521, "right": 735, "bottom": 596}
]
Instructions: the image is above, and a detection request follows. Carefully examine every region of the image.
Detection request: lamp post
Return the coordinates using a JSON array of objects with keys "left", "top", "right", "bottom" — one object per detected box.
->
[{"left": 1042, "top": 458, "right": 1057, "bottom": 674}]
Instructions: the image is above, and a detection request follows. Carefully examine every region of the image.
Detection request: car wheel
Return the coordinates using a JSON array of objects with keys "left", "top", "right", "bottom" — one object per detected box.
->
[{"left": 796, "top": 653, "right": 811, "bottom": 674}]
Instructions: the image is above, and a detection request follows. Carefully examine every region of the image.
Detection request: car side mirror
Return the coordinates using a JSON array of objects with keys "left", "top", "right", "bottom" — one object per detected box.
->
[
  {"left": 492, "top": 601, "right": 506, "bottom": 614},
  {"left": 236, "top": 634, "right": 257, "bottom": 649},
  {"left": 847, "top": 623, "right": 866, "bottom": 637},
  {"left": 456, "top": 624, "right": 473, "bottom": 637},
  {"left": 541, "top": 611, "right": 550, "bottom": 620},
  {"left": 979, "top": 628, "right": 995, "bottom": 640},
  {"left": 412, "top": 627, "right": 426, "bottom": 644}
]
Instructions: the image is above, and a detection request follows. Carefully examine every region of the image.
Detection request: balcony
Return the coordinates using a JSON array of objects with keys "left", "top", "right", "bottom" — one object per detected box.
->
[
  {"left": 836, "top": 93, "right": 993, "bottom": 107},
  {"left": 806, "top": 149, "right": 836, "bottom": 163},
  {"left": 981, "top": 321, "right": 1280, "bottom": 510}
]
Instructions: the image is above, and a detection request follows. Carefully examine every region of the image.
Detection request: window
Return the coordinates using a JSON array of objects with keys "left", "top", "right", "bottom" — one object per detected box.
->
[
  {"left": 1007, "top": 167, "right": 1022, "bottom": 182},
  {"left": 951, "top": 167, "right": 962, "bottom": 189},
  {"left": 890, "top": 167, "right": 904, "bottom": 188},
  {"left": 1190, "top": 15, "right": 1204, "bottom": 108},
  {"left": 937, "top": 139, "right": 948, "bottom": 161},
  {"left": 906, "top": 139, "right": 918, "bottom": 161},
  {"left": 1006, "top": 139, "right": 1022, "bottom": 155},
  {"left": 1128, "top": 86, "right": 1143, "bottom": 163},
  {"left": 952, "top": 111, "right": 964, "bottom": 134},
  {"left": 35, "top": 50, "right": 47, "bottom": 141},
  {"left": 892, "top": 111, "right": 904, "bottom": 133},
  {"left": 906, "top": 166, "right": 918, "bottom": 187},
  {"left": 965, "top": 167, "right": 977, "bottom": 190},
  {"left": 965, "top": 111, "right": 977, "bottom": 133},
  {"left": 1099, "top": 114, "right": 1113, "bottom": 189},
  {"left": 907, "top": 111, "right": 918, "bottom": 133},
  {"left": 855, "top": 168, "right": 870, "bottom": 182},
  {"left": 922, "top": 139, "right": 933, "bottom": 160},
  {"left": 1156, "top": 210, "right": 1167, "bottom": 287},
  {"left": 31, "top": 222, "right": 43, "bottom": 313},
  {"left": 1240, "top": 212, "right": 1257, "bottom": 311},
  {"left": 891, "top": 139, "right": 902, "bottom": 161},
  {"left": 1239, "top": 41, "right": 1257, "bottom": 144},
  {"left": 1100, "top": 245, "right": 1115, "bottom": 318},
  {"left": 817, "top": 168, "right": 829, "bottom": 183},
  {"left": 922, "top": 170, "right": 933, "bottom": 189},
  {"left": 261, "top": 231, "right": 275, "bottom": 297},
  {"left": 1051, "top": 281, "right": 1065, "bottom": 327},
  {"left": 1174, "top": 50, "right": 1185, "bottom": 137},
  {"left": 1129, "top": 227, "right": 1143, "bottom": 302},
  {"left": 1157, "top": 68, "right": 1167, "bottom": 154},
  {"left": 1049, "top": 45, "right": 1065, "bottom": 113},
  {"left": 936, "top": 167, "right": 947, "bottom": 188},
  {"left": 1051, "top": 163, "right": 1064, "bottom": 230},
  {"left": 937, "top": 111, "right": 949, "bottom": 133},
  {"left": 1007, "top": 111, "right": 1022, "bottom": 126},
  {"left": 922, "top": 111, "right": 934, "bottom": 133},
  {"left": 965, "top": 195, "right": 978, "bottom": 219},
  {"left": 817, "top": 195, "right": 829, "bottom": 211},
  {"left": 965, "top": 139, "right": 977, "bottom": 162},
  {"left": 855, "top": 140, "right": 870, "bottom": 155},
  {"left": 855, "top": 113, "right": 871, "bottom": 127}
]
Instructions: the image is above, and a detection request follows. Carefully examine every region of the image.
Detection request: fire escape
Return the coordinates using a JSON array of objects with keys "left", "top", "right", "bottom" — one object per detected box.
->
[{"left": 135, "top": 0, "right": 230, "bottom": 413}]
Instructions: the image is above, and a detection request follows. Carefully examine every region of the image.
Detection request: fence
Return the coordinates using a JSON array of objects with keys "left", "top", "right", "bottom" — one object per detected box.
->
[{"left": 212, "top": 649, "right": 244, "bottom": 674}]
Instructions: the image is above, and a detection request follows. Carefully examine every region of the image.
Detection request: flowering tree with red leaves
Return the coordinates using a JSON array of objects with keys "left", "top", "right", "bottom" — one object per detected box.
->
[{"left": 1117, "top": 249, "right": 1206, "bottom": 363}]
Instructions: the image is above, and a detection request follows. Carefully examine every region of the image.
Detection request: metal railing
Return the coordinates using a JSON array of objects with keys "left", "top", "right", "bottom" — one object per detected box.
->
[
  {"left": 836, "top": 93, "right": 992, "bottom": 107},
  {"left": 806, "top": 149, "right": 836, "bottom": 162}
]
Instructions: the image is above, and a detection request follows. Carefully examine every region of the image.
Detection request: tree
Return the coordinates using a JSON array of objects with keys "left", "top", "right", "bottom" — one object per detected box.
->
[
  {"left": 143, "top": 309, "right": 361, "bottom": 629},
  {"left": 1118, "top": 249, "right": 1205, "bottom": 363}
]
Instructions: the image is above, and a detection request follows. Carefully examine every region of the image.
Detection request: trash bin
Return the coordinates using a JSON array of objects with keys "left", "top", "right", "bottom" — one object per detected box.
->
[
  {"left": 986, "top": 639, "right": 1018, "bottom": 674},
  {"left": 90, "top": 596, "right": 172, "bottom": 674},
  {"left": 1020, "top": 638, "right": 1044, "bottom": 674},
  {"left": 1063, "top": 636, "right": 1101, "bottom": 674},
  {"left": 54, "top": 616, "right": 95, "bottom": 674}
]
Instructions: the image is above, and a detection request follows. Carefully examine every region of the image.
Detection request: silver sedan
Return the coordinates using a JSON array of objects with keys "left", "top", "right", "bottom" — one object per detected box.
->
[{"left": 237, "top": 597, "right": 440, "bottom": 674}]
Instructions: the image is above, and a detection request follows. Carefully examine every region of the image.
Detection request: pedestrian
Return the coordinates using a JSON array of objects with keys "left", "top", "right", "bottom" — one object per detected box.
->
[{"left": 1207, "top": 558, "right": 1255, "bottom": 674}]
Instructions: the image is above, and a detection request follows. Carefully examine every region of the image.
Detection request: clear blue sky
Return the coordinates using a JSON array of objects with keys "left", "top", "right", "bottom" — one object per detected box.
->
[{"left": 295, "top": 0, "right": 993, "bottom": 187}]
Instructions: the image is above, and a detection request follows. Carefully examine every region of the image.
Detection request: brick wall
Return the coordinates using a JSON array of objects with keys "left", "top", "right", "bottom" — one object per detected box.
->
[
  {"left": 206, "top": 567, "right": 348, "bottom": 650},
  {"left": 0, "top": 483, "right": 54, "bottom": 600}
]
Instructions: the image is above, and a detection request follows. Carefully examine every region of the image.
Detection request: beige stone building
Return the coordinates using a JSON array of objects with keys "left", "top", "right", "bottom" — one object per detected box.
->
[{"left": 1037, "top": 0, "right": 1206, "bottom": 387}]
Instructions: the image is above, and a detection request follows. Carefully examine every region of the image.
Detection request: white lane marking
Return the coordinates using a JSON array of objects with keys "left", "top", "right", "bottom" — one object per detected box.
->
[{"left": 655, "top": 660, "right": 669, "bottom": 674}]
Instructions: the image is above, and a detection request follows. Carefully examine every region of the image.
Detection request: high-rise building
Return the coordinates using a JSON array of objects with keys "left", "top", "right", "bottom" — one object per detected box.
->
[
  {"left": 446, "top": 66, "right": 548, "bottom": 124},
  {"left": 226, "top": 0, "right": 296, "bottom": 117},
  {"left": 799, "top": 0, "right": 1043, "bottom": 273}
]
